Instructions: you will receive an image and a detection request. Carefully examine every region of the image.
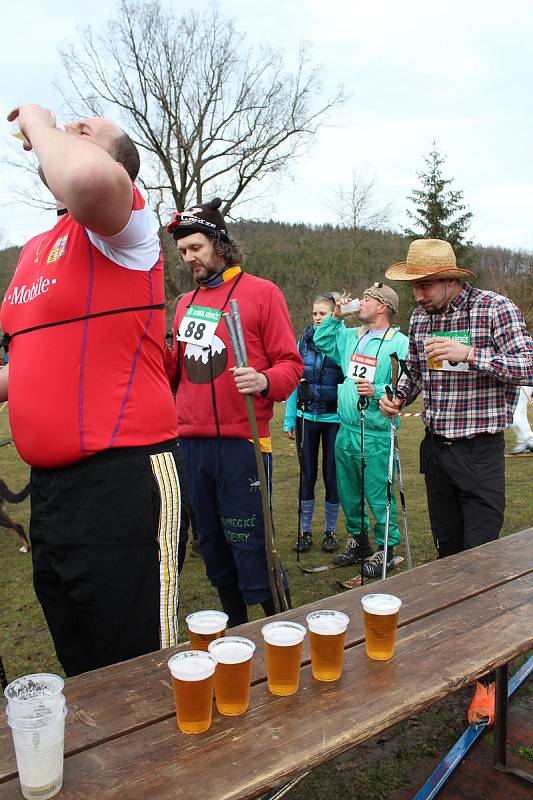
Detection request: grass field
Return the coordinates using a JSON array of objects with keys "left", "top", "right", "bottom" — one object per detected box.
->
[{"left": 0, "top": 399, "right": 532, "bottom": 799}]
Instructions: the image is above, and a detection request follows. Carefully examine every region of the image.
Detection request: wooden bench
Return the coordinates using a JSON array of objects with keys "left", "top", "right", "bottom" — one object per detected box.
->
[{"left": 0, "top": 529, "right": 531, "bottom": 799}]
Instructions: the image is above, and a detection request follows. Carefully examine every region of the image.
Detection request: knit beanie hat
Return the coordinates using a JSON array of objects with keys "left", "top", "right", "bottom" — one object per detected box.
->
[
  {"left": 363, "top": 282, "right": 399, "bottom": 314},
  {"left": 166, "top": 198, "right": 229, "bottom": 242}
]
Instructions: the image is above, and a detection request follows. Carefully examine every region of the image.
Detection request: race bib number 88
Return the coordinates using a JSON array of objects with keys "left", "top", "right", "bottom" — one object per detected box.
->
[{"left": 177, "top": 305, "right": 222, "bottom": 347}]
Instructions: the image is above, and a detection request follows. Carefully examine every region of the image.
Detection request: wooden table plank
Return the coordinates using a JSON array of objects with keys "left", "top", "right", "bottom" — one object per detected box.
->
[
  {"left": 1, "top": 572, "right": 531, "bottom": 800},
  {"left": 0, "top": 528, "right": 531, "bottom": 783}
]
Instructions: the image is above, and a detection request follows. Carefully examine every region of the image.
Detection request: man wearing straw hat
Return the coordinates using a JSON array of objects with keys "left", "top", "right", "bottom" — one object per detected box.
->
[
  {"left": 380, "top": 238, "right": 533, "bottom": 726},
  {"left": 165, "top": 199, "right": 302, "bottom": 626}
]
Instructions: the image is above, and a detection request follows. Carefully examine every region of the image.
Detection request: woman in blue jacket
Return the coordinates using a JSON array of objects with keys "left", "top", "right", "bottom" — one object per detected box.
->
[{"left": 284, "top": 293, "right": 344, "bottom": 553}]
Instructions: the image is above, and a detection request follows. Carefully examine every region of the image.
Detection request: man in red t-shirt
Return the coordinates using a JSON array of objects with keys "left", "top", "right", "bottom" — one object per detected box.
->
[{"left": 0, "top": 104, "right": 186, "bottom": 676}]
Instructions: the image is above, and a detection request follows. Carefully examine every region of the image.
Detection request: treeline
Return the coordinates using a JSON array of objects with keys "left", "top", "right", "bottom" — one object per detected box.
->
[{"left": 2, "top": 224, "right": 532, "bottom": 336}]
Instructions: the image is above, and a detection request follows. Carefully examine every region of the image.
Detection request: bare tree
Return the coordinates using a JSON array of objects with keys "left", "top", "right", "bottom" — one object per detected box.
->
[
  {"left": 330, "top": 169, "right": 391, "bottom": 268},
  {"left": 57, "top": 0, "right": 343, "bottom": 220}
]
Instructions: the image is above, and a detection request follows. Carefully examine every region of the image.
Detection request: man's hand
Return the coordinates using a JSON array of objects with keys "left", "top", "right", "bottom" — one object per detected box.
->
[
  {"left": 285, "top": 429, "right": 295, "bottom": 440},
  {"left": 355, "top": 378, "right": 376, "bottom": 398},
  {"left": 8, "top": 105, "right": 56, "bottom": 151},
  {"left": 333, "top": 292, "right": 352, "bottom": 320},
  {"left": 379, "top": 394, "right": 402, "bottom": 418},
  {"left": 424, "top": 337, "right": 472, "bottom": 364},
  {"left": 232, "top": 367, "right": 268, "bottom": 395}
]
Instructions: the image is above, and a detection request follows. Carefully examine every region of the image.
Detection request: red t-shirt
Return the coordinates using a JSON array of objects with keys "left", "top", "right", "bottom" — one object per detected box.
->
[{"left": 1, "top": 186, "right": 177, "bottom": 467}]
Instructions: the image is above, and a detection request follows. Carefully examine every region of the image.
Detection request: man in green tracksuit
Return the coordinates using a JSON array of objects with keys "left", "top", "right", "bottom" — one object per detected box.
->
[{"left": 313, "top": 283, "right": 409, "bottom": 577}]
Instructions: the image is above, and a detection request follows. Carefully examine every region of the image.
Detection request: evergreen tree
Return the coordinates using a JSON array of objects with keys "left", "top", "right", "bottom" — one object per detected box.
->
[{"left": 405, "top": 143, "right": 473, "bottom": 258}]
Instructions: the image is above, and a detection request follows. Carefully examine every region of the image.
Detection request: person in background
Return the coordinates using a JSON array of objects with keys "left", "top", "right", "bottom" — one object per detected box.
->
[
  {"left": 379, "top": 237, "right": 533, "bottom": 727},
  {"left": 284, "top": 292, "right": 344, "bottom": 554},
  {"left": 510, "top": 386, "right": 533, "bottom": 454},
  {"left": 314, "top": 282, "right": 408, "bottom": 577}
]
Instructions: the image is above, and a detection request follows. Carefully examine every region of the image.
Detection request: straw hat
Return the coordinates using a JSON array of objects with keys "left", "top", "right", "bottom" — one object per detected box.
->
[{"left": 385, "top": 239, "right": 475, "bottom": 281}]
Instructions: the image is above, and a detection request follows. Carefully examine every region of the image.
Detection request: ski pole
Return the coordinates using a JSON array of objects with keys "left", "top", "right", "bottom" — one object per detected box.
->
[
  {"left": 224, "top": 301, "right": 288, "bottom": 613},
  {"left": 357, "top": 395, "right": 369, "bottom": 586},
  {"left": 389, "top": 352, "right": 413, "bottom": 571},
  {"left": 296, "top": 410, "right": 306, "bottom": 562}
]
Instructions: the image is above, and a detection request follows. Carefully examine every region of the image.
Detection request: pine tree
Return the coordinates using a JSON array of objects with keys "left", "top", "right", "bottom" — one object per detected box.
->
[{"left": 405, "top": 143, "right": 473, "bottom": 259}]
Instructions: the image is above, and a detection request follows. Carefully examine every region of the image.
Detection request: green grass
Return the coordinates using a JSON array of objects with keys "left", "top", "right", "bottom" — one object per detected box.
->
[{"left": 1, "top": 399, "right": 532, "bottom": 798}]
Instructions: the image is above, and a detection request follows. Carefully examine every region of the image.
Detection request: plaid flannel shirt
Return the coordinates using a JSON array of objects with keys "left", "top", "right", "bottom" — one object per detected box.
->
[{"left": 397, "top": 283, "right": 533, "bottom": 438}]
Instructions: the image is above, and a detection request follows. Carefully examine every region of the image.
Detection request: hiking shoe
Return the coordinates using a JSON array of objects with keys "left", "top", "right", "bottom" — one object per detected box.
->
[
  {"left": 293, "top": 532, "right": 313, "bottom": 553},
  {"left": 362, "top": 547, "right": 396, "bottom": 578},
  {"left": 322, "top": 531, "right": 338, "bottom": 553},
  {"left": 333, "top": 536, "right": 374, "bottom": 567},
  {"left": 467, "top": 680, "right": 495, "bottom": 727}
]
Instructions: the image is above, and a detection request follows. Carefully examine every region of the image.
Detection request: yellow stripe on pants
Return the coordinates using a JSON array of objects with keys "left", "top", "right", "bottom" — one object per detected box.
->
[{"left": 150, "top": 451, "right": 181, "bottom": 648}]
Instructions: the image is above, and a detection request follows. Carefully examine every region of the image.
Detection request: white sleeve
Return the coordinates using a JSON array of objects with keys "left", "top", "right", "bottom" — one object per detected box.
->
[{"left": 86, "top": 203, "right": 161, "bottom": 272}]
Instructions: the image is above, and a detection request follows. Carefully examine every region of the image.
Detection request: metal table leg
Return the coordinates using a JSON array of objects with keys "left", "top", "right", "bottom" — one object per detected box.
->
[{"left": 494, "top": 663, "right": 533, "bottom": 784}]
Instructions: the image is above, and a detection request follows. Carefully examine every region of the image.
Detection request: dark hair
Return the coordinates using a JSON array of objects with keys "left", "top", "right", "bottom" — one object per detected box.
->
[
  {"left": 112, "top": 132, "right": 141, "bottom": 181},
  {"left": 213, "top": 236, "right": 244, "bottom": 267}
]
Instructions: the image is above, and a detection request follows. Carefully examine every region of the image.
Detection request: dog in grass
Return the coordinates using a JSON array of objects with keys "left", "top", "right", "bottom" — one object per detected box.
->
[{"left": 0, "top": 479, "right": 30, "bottom": 552}]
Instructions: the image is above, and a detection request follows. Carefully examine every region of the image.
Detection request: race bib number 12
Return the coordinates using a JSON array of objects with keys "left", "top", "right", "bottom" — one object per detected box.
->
[
  {"left": 177, "top": 305, "right": 222, "bottom": 347},
  {"left": 348, "top": 353, "right": 378, "bottom": 383}
]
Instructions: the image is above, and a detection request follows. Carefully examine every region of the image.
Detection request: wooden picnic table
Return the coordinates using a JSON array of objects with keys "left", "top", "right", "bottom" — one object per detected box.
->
[{"left": 0, "top": 529, "right": 532, "bottom": 799}]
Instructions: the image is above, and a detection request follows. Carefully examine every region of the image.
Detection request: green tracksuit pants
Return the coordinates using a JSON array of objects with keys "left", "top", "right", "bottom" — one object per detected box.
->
[{"left": 335, "top": 424, "right": 400, "bottom": 546}]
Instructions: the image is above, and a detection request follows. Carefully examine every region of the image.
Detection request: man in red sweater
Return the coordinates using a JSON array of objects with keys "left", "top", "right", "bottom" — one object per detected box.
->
[{"left": 166, "top": 199, "right": 303, "bottom": 625}]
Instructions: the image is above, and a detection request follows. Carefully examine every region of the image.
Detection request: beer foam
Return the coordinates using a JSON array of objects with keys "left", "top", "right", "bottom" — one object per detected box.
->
[
  {"left": 168, "top": 652, "right": 216, "bottom": 681},
  {"left": 208, "top": 638, "right": 255, "bottom": 664},
  {"left": 306, "top": 611, "right": 349, "bottom": 635},
  {"left": 186, "top": 610, "right": 228, "bottom": 634},
  {"left": 361, "top": 593, "right": 402, "bottom": 615},
  {"left": 261, "top": 622, "right": 306, "bottom": 647}
]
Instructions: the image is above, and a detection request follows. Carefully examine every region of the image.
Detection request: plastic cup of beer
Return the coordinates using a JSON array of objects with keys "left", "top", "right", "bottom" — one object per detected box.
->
[
  {"left": 186, "top": 610, "right": 228, "bottom": 651},
  {"left": 261, "top": 621, "right": 306, "bottom": 696},
  {"left": 306, "top": 610, "right": 349, "bottom": 681},
  {"left": 167, "top": 650, "right": 217, "bottom": 734},
  {"left": 208, "top": 636, "right": 256, "bottom": 715},
  {"left": 361, "top": 593, "right": 402, "bottom": 661}
]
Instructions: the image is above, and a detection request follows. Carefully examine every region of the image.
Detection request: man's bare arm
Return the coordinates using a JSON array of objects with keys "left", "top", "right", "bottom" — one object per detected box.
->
[{"left": 8, "top": 105, "right": 132, "bottom": 236}]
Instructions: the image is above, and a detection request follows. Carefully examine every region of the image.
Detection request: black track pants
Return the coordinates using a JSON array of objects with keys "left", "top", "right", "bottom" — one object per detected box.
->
[{"left": 30, "top": 440, "right": 187, "bottom": 677}]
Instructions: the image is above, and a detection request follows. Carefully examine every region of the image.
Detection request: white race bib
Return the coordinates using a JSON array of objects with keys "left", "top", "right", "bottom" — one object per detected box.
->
[
  {"left": 177, "top": 305, "right": 222, "bottom": 348},
  {"left": 348, "top": 353, "right": 377, "bottom": 383}
]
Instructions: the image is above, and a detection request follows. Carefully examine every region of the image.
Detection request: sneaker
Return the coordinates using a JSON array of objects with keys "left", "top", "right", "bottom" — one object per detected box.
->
[
  {"left": 467, "top": 681, "right": 495, "bottom": 727},
  {"left": 293, "top": 532, "right": 313, "bottom": 553},
  {"left": 322, "top": 531, "right": 338, "bottom": 553},
  {"left": 511, "top": 443, "right": 533, "bottom": 455},
  {"left": 362, "top": 547, "right": 395, "bottom": 578},
  {"left": 333, "top": 536, "right": 374, "bottom": 567}
]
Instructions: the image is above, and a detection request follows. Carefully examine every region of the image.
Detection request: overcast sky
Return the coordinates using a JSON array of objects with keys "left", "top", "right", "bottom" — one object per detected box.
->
[{"left": 1, "top": 0, "right": 532, "bottom": 251}]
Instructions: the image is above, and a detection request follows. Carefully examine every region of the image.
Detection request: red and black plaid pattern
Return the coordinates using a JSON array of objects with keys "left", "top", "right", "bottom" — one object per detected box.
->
[{"left": 398, "top": 283, "right": 533, "bottom": 439}]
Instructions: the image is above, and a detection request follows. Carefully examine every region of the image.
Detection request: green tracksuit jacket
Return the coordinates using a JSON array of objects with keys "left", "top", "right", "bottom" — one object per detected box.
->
[{"left": 313, "top": 315, "right": 409, "bottom": 545}]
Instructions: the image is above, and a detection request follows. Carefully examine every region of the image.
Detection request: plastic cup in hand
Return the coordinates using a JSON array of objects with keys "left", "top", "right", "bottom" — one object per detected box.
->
[
  {"left": 168, "top": 650, "right": 216, "bottom": 734},
  {"left": 361, "top": 593, "right": 402, "bottom": 660},
  {"left": 261, "top": 621, "right": 306, "bottom": 696},
  {"left": 341, "top": 298, "right": 360, "bottom": 315},
  {"left": 186, "top": 610, "right": 228, "bottom": 651},
  {"left": 306, "top": 610, "right": 349, "bottom": 681},
  {"left": 208, "top": 636, "right": 255, "bottom": 715}
]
